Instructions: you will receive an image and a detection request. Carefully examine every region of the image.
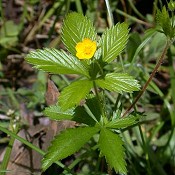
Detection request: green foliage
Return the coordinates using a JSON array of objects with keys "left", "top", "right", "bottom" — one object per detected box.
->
[
  {"left": 44, "top": 96, "right": 101, "bottom": 125},
  {"left": 99, "top": 128, "right": 127, "bottom": 174},
  {"left": 59, "top": 79, "right": 93, "bottom": 110},
  {"left": 100, "top": 23, "right": 129, "bottom": 63},
  {"left": 0, "top": 1, "right": 174, "bottom": 174},
  {"left": 23, "top": 11, "right": 141, "bottom": 174},
  {"left": 0, "top": 0, "right": 174, "bottom": 174},
  {"left": 24, "top": 12, "right": 141, "bottom": 174},
  {"left": 168, "top": 0, "right": 175, "bottom": 11},
  {"left": 44, "top": 105, "right": 73, "bottom": 120},
  {"left": 25, "top": 48, "right": 90, "bottom": 77},
  {"left": 0, "top": 20, "right": 21, "bottom": 47},
  {"left": 105, "top": 115, "right": 139, "bottom": 129},
  {"left": 42, "top": 126, "right": 99, "bottom": 171},
  {"left": 126, "top": 32, "right": 142, "bottom": 62},
  {"left": 72, "top": 96, "right": 101, "bottom": 126},
  {"left": 156, "top": 6, "right": 175, "bottom": 39},
  {"left": 96, "top": 73, "right": 140, "bottom": 93},
  {"left": 61, "top": 12, "right": 97, "bottom": 56}
]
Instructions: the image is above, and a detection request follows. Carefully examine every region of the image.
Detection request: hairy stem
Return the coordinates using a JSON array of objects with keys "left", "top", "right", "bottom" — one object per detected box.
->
[{"left": 122, "top": 40, "right": 171, "bottom": 117}]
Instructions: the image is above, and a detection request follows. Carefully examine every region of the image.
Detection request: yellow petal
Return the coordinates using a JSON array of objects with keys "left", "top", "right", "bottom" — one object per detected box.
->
[{"left": 75, "top": 38, "right": 97, "bottom": 60}]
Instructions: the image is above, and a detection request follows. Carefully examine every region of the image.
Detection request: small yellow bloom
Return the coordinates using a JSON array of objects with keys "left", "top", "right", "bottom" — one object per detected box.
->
[{"left": 75, "top": 38, "right": 97, "bottom": 60}]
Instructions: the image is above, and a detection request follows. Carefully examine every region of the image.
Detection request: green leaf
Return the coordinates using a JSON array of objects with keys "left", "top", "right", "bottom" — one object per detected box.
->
[
  {"left": 126, "top": 32, "right": 141, "bottom": 62},
  {"left": 73, "top": 96, "right": 101, "bottom": 126},
  {"left": 25, "top": 48, "right": 89, "bottom": 77},
  {"left": 156, "top": 6, "right": 174, "bottom": 38},
  {"left": 42, "top": 126, "right": 99, "bottom": 171},
  {"left": 168, "top": 0, "right": 175, "bottom": 11},
  {"left": 105, "top": 115, "right": 139, "bottom": 129},
  {"left": 96, "top": 73, "right": 140, "bottom": 93},
  {"left": 61, "top": 12, "right": 97, "bottom": 56},
  {"left": 59, "top": 79, "right": 93, "bottom": 110},
  {"left": 99, "top": 128, "right": 127, "bottom": 174},
  {"left": 101, "top": 23, "right": 129, "bottom": 63},
  {"left": 43, "top": 105, "right": 74, "bottom": 120},
  {"left": 0, "top": 21, "right": 20, "bottom": 47}
]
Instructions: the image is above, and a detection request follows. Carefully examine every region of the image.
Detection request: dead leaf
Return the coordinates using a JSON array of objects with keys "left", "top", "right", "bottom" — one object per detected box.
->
[{"left": 45, "top": 78, "right": 60, "bottom": 106}]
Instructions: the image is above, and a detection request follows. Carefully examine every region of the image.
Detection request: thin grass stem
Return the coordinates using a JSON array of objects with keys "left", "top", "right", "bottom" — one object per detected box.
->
[
  {"left": 138, "top": 125, "right": 152, "bottom": 175},
  {"left": 0, "top": 125, "right": 72, "bottom": 173},
  {"left": 75, "top": 0, "right": 83, "bottom": 14},
  {"left": 116, "top": 9, "right": 152, "bottom": 27},
  {"left": 122, "top": 40, "right": 171, "bottom": 117},
  {"left": 0, "top": 136, "right": 15, "bottom": 175},
  {"left": 104, "top": 0, "right": 114, "bottom": 27},
  {"left": 128, "top": 0, "right": 146, "bottom": 20}
]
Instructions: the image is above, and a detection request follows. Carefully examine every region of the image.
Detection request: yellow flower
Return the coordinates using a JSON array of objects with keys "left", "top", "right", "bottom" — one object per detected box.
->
[{"left": 75, "top": 38, "right": 97, "bottom": 60}]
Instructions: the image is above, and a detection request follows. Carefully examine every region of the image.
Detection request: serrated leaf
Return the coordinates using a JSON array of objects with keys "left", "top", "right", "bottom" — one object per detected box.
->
[
  {"left": 42, "top": 126, "right": 99, "bottom": 171},
  {"left": 105, "top": 115, "right": 139, "bottom": 129},
  {"left": 59, "top": 79, "right": 93, "bottom": 110},
  {"left": 99, "top": 128, "right": 127, "bottom": 174},
  {"left": 25, "top": 48, "right": 89, "bottom": 77},
  {"left": 101, "top": 23, "right": 129, "bottom": 63},
  {"left": 61, "top": 12, "right": 97, "bottom": 56},
  {"left": 43, "top": 105, "right": 74, "bottom": 120},
  {"left": 96, "top": 73, "right": 140, "bottom": 93},
  {"left": 156, "top": 6, "right": 174, "bottom": 38}
]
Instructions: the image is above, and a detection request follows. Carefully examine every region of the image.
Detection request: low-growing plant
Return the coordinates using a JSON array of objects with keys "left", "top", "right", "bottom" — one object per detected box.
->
[
  {"left": 0, "top": 0, "right": 175, "bottom": 174},
  {"left": 25, "top": 11, "right": 141, "bottom": 174},
  {"left": 24, "top": 1, "right": 175, "bottom": 172}
]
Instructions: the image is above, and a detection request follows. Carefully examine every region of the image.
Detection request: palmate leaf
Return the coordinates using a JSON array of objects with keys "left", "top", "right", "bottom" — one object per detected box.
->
[
  {"left": 59, "top": 79, "right": 93, "bottom": 110},
  {"left": 61, "top": 12, "right": 97, "bottom": 56},
  {"left": 42, "top": 126, "right": 99, "bottom": 171},
  {"left": 101, "top": 23, "right": 129, "bottom": 63},
  {"left": 105, "top": 115, "right": 139, "bottom": 129},
  {"left": 43, "top": 105, "right": 74, "bottom": 120},
  {"left": 99, "top": 128, "right": 127, "bottom": 174},
  {"left": 25, "top": 48, "right": 89, "bottom": 77},
  {"left": 96, "top": 73, "right": 140, "bottom": 93}
]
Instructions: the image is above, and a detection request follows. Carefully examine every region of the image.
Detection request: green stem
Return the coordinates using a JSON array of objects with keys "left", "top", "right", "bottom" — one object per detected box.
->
[
  {"left": 138, "top": 125, "right": 152, "bottom": 175},
  {"left": 128, "top": 0, "right": 146, "bottom": 20},
  {"left": 7, "top": 88, "right": 19, "bottom": 109},
  {"left": 62, "top": 145, "right": 98, "bottom": 174},
  {"left": 60, "top": 75, "right": 99, "bottom": 123},
  {"left": 0, "top": 136, "right": 15, "bottom": 175},
  {"left": 122, "top": 40, "right": 171, "bottom": 117},
  {"left": 60, "top": 74, "right": 70, "bottom": 85},
  {"left": 84, "top": 104, "right": 99, "bottom": 123},
  {"left": 116, "top": 9, "right": 152, "bottom": 27},
  {"left": 148, "top": 148, "right": 167, "bottom": 175},
  {"left": 0, "top": 0, "right": 7, "bottom": 35},
  {"left": 65, "top": 0, "right": 71, "bottom": 14},
  {"left": 113, "top": 94, "right": 121, "bottom": 112},
  {"left": 93, "top": 81, "right": 106, "bottom": 124},
  {"left": 104, "top": 0, "right": 114, "bottom": 27},
  {"left": 163, "top": 127, "right": 175, "bottom": 152},
  {"left": 46, "top": 1, "right": 67, "bottom": 46},
  {"left": 0, "top": 114, "right": 20, "bottom": 174},
  {"left": 0, "top": 125, "right": 72, "bottom": 173},
  {"left": 75, "top": 0, "right": 83, "bottom": 14},
  {"left": 24, "top": 1, "right": 66, "bottom": 44},
  {"left": 167, "top": 47, "right": 175, "bottom": 126}
]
